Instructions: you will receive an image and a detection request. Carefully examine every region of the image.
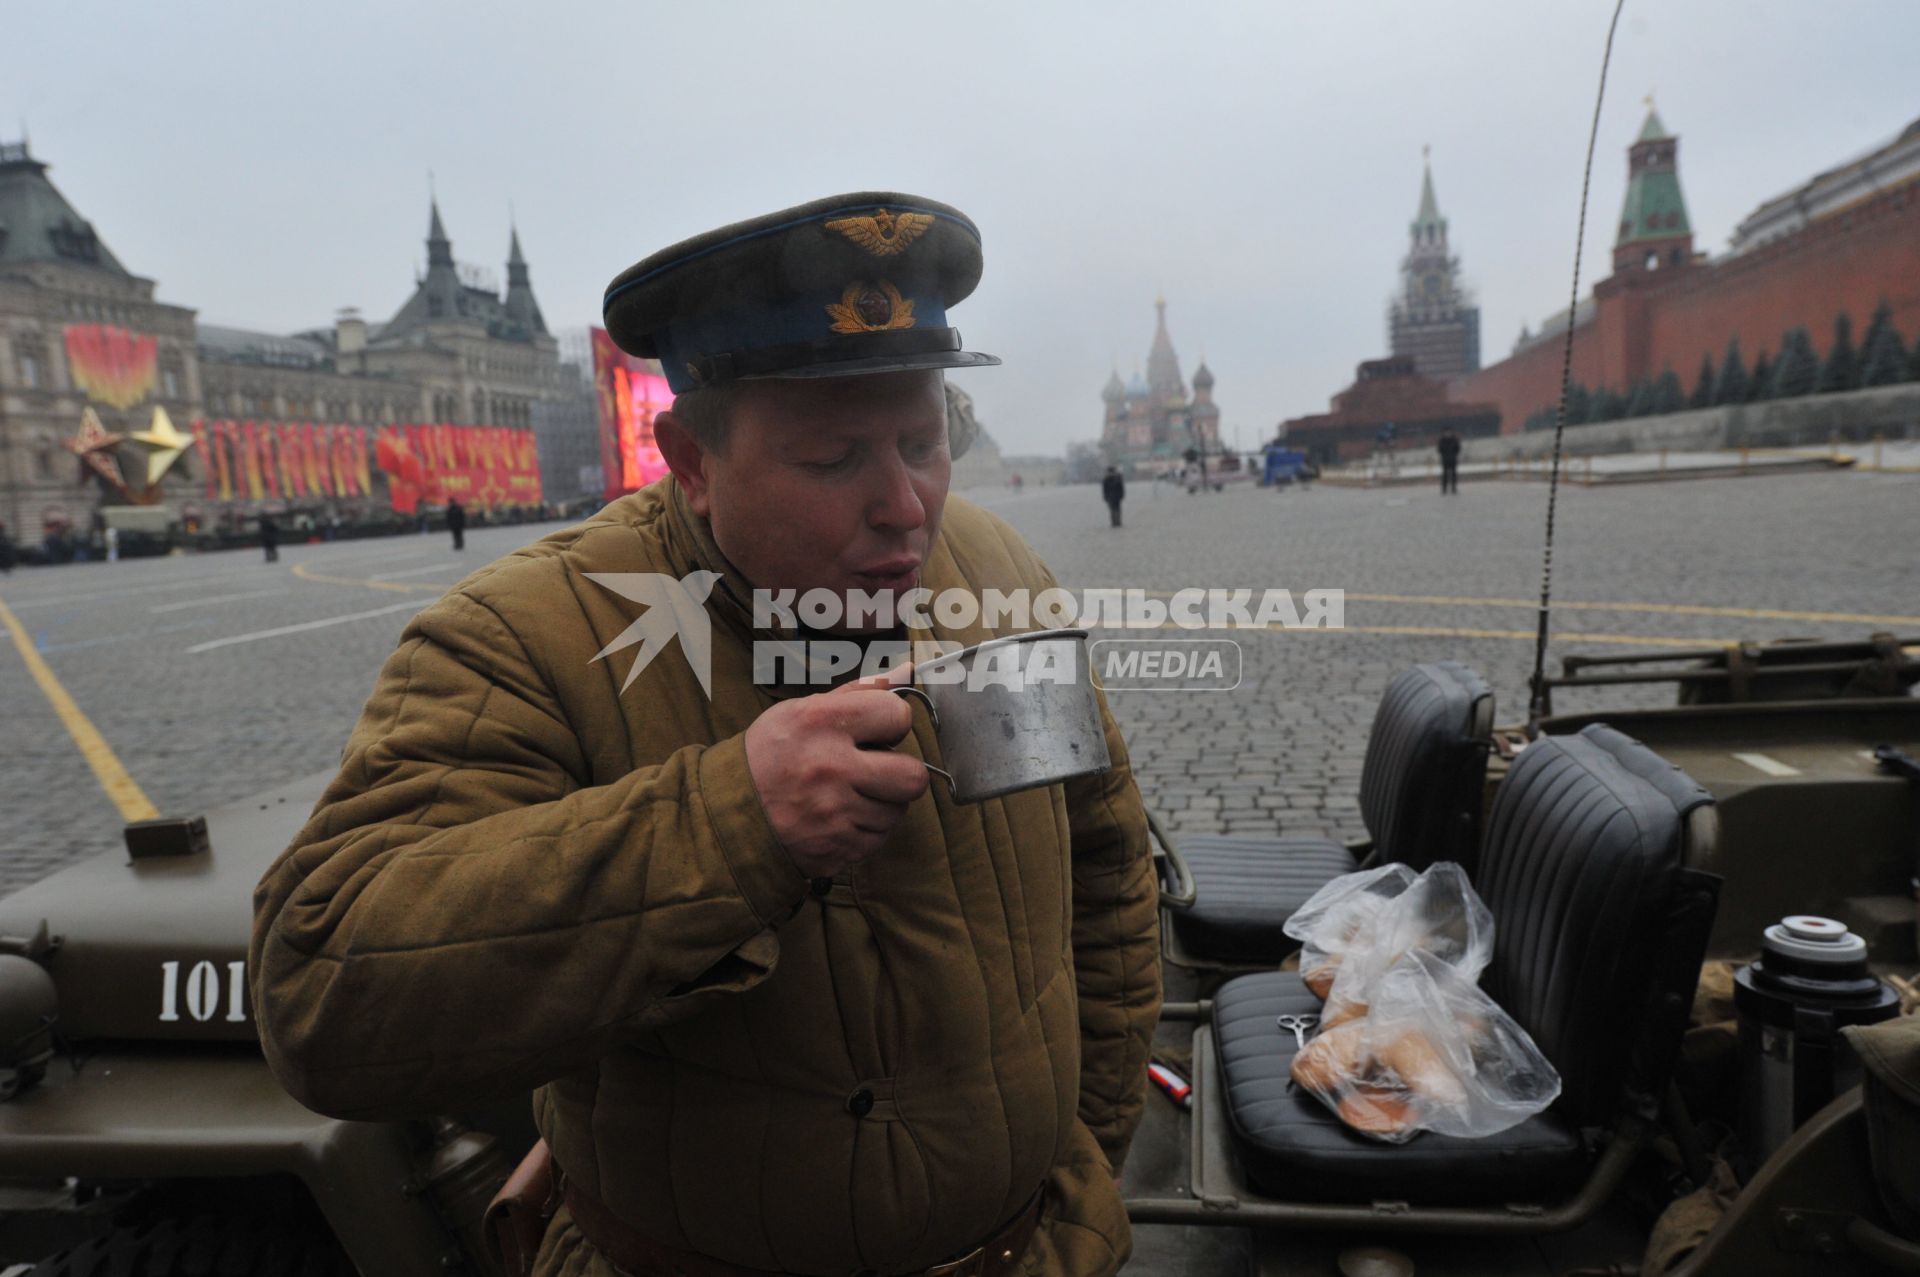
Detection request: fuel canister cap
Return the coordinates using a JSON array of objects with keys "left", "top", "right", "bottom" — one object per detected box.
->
[{"left": 1764, "top": 915, "right": 1868, "bottom": 964}]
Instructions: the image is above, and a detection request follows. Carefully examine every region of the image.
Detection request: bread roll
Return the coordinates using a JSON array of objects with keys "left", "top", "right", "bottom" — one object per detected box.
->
[
  {"left": 1321, "top": 997, "right": 1368, "bottom": 1029},
  {"left": 1290, "top": 1022, "right": 1367, "bottom": 1094},
  {"left": 1377, "top": 1028, "right": 1467, "bottom": 1108},
  {"left": 1338, "top": 1089, "right": 1414, "bottom": 1136}
]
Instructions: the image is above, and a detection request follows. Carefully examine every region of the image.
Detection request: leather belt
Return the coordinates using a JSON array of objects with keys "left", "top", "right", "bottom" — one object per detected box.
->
[{"left": 561, "top": 1176, "right": 1043, "bottom": 1277}]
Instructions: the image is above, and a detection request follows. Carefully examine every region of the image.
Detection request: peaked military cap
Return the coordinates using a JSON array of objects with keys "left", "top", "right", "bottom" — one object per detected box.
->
[{"left": 603, "top": 191, "right": 1001, "bottom": 394}]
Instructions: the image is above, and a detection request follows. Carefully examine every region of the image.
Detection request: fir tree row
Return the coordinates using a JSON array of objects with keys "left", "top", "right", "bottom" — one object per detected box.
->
[{"left": 1521, "top": 301, "right": 1919, "bottom": 432}]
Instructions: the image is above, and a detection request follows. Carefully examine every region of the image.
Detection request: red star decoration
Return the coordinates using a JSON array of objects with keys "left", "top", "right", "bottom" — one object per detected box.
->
[{"left": 64, "top": 407, "right": 128, "bottom": 490}]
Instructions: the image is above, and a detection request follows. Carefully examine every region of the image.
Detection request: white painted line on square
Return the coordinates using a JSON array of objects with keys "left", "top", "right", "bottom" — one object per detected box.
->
[
  {"left": 185, "top": 599, "right": 429, "bottom": 654},
  {"left": 149, "top": 588, "right": 291, "bottom": 614}
]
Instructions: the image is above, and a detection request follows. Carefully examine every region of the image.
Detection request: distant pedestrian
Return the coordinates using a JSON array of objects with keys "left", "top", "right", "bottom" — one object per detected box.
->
[
  {"left": 258, "top": 512, "right": 280, "bottom": 563},
  {"left": 1101, "top": 466, "right": 1126, "bottom": 527},
  {"left": 1437, "top": 430, "right": 1462, "bottom": 495},
  {"left": 0, "top": 521, "right": 14, "bottom": 574},
  {"left": 446, "top": 498, "right": 467, "bottom": 551}
]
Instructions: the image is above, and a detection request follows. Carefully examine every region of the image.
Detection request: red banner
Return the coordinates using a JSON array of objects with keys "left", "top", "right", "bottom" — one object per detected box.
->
[
  {"left": 282, "top": 426, "right": 298, "bottom": 498},
  {"left": 301, "top": 423, "right": 323, "bottom": 497},
  {"left": 259, "top": 423, "right": 279, "bottom": 499},
  {"left": 63, "top": 324, "right": 158, "bottom": 409},
  {"left": 187, "top": 419, "right": 540, "bottom": 514},
  {"left": 591, "top": 327, "right": 671, "bottom": 500},
  {"left": 192, "top": 419, "right": 216, "bottom": 499},
  {"left": 365, "top": 422, "right": 541, "bottom": 515},
  {"left": 213, "top": 422, "right": 235, "bottom": 501}
]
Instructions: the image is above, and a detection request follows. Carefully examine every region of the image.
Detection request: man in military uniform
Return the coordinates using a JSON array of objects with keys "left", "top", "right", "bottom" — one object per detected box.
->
[{"left": 250, "top": 193, "right": 1161, "bottom": 1277}]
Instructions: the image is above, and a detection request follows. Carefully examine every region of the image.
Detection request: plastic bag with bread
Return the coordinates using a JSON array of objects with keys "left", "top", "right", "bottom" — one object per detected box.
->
[
  {"left": 1283, "top": 864, "right": 1417, "bottom": 1001},
  {"left": 1317, "top": 862, "right": 1492, "bottom": 1028},
  {"left": 1289, "top": 949, "right": 1560, "bottom": 1142}
]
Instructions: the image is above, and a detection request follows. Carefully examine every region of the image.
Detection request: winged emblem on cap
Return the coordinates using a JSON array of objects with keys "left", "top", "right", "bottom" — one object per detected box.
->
[{"left": 825, "top": 209, "right": 934, "bottom": 257}]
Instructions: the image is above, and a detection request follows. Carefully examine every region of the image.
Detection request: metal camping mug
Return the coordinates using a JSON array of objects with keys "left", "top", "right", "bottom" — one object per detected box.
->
[{"left": 891, "top": 628, "right": 1112, "bottom": 804}]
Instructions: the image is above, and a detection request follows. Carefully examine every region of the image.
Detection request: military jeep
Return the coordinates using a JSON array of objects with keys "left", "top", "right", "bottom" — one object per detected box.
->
[{"left": 2, "top": 636, "right": 1918, "bottom": 1277}]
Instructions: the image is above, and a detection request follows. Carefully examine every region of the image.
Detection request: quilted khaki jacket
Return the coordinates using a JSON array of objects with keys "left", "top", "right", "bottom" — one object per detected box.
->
[{"left": 250, "top": 481, "right": 1161, "bottom": 1277}]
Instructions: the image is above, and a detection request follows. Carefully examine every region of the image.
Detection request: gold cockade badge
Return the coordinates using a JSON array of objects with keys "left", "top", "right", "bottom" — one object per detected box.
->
[
  {"left": 826, "top": 281, "right": 916, "bottom": 334},
  {"left": 825, "top": 209, "right": 934, "bottom": 257}
]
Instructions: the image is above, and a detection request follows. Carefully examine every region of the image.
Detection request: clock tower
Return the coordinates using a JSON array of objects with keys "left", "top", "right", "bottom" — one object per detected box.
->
[{"left": 1388, "top": 151, "right": 1481, "bottom": 377}]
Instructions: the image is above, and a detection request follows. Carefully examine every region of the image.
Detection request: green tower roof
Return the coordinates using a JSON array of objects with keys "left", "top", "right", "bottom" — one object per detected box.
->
[{"left": 1617, "top": 112, "right": 1690, "bottom": 246}]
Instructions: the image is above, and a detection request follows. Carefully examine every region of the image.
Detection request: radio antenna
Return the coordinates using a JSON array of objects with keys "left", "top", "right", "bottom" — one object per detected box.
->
[{"left": 1528, "top": 0, "right": 1629, "bottom": 729}]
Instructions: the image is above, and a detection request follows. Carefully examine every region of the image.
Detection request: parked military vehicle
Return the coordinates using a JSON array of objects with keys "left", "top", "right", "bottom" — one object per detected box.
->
[{"left": 2, "top": 630, "right": 1915, "bottom": 1276}]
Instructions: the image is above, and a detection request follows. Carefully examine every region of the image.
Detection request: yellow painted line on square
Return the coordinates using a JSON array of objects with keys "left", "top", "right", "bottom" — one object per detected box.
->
[
  {"left": 0, "top": 589, "right": 159, "bottom": 823},
  {"left": 291, "top": 561, "right": 445, "bottom": 593}
]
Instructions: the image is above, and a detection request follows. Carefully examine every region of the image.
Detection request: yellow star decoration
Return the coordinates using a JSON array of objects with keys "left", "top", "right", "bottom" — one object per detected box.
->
[{"left": 130, "top": 405, "right": 192, "bottom": 487}]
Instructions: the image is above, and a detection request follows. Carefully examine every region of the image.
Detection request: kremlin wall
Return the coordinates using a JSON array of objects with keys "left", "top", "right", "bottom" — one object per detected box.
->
[
  {"left": 1278, "top": 110, "right": 1920, "bottom": 462},
  {"left": 1452, "top": 113, "right": 1920, "bottom": 433}
]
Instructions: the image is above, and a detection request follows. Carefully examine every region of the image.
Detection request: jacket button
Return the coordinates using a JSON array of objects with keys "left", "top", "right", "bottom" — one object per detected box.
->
[
  {"left": 810, "top": 877, "right": 833, "bottom": 897},
  {"left": 846, "top": 1087, "right": 875, "bottom": 1117}
]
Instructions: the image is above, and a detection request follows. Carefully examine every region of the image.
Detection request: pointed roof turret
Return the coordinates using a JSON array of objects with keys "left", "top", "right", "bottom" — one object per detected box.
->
[
  {"left": 0, "top": 139, "right": 133, "bottom": 276},
  {"left": 1145, "top": 296, "right": 1186, "bottom": 404},
  {"left": 383, "top": 195, "right": 467, "bottom": 337},
  {"left": 1192, "top": 360, "right": 1214, "bottom": 390},
  {"left": 1102, "top": 369, "right": 1126, "bottom": 403},
  {"left": 1614, "top": 107, "right": 1694, "bottom": 272},
  {"left": 503, "top": 218, "right": 547, "bottom": 337},
  {"left": 426, "top": 197, "right": 453, "bottom": 268},
  {"left": 1412, "top": 148, "right": 1447, "bottom": 239}
]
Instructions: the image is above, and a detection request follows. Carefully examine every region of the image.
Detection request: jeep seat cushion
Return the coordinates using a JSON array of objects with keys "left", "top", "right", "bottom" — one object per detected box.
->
[
  {"left": 1167, "top": 836, "right": 1358, "bottom": 965},
  {"left": 1212, "top": 971, "right": 1590, "bottom": 1206}
]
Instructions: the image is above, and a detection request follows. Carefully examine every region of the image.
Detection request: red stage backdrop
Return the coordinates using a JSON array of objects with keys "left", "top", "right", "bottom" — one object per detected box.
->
[
  {"left": 590, "top": 327, "right": 672, "bottom": 500},
  {"left": 64, "top": 324, "right": 158, "bottom": 409}
]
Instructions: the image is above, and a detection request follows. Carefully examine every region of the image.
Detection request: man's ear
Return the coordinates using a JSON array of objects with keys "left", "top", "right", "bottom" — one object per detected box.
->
[{"left": 654, "top": 413, "right": 713, "bottom": 516}]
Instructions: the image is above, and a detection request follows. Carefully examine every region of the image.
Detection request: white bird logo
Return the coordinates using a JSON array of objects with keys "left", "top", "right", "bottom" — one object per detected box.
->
[{"left": 584, "top": 571, "right": 724, "bottom": 698}]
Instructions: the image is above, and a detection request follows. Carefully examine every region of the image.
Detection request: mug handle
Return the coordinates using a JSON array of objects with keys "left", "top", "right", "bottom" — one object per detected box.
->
[{"left": 891, "top": 685, "right": 956, "bottom": 795}]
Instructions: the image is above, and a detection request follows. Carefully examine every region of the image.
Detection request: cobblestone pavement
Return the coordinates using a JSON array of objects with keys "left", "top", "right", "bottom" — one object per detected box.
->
[{"left": 3, "top": 466, "right": 1918, "bottom": 898}]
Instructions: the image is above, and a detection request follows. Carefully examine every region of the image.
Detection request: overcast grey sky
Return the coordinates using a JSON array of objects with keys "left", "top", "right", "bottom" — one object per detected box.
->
[{"left": 12, "top": 2, "right": 1918, "bottom": 457}]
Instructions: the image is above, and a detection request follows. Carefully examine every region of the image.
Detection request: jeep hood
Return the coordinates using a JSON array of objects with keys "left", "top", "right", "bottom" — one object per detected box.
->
[{"left": 0, "top": 771, "right": 331, "bottom": 1043}]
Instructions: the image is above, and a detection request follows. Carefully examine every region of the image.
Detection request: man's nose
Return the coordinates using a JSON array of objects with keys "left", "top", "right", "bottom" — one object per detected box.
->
[{"left": 866, "top": 453, "right": 926, "bottom": 532}]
